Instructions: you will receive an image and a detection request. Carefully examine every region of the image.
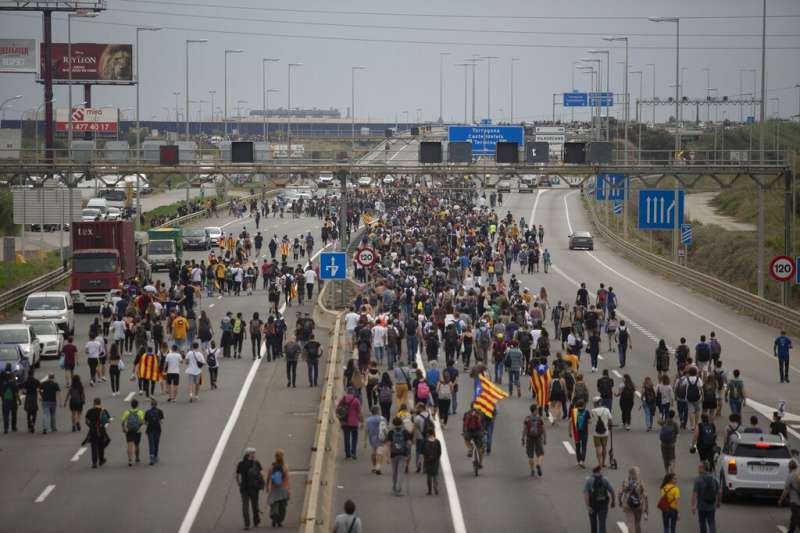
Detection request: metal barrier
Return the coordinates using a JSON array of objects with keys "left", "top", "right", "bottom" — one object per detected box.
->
[{"left": 583, "top": 193, "right": 800, "bottom": 335}]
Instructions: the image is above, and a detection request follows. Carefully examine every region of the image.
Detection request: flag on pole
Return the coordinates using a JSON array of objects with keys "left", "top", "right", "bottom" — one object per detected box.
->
[{"left": 472, "top": 374, "right": 508, "bottom": 419}]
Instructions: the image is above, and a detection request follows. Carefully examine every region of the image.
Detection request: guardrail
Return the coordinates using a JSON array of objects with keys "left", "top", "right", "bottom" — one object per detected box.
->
[{"left": 583, "top": 193, "right": 800, "bottom": 335}]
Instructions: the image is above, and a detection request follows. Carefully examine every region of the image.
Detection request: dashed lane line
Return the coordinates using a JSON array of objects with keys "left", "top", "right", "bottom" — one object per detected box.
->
[
  {"left": 617, "top": 522, "right": 629, "bottom": 533},
  {"left": 34, "top": 485, "right": 55, "bottom": 503},
  {"left": 123, "top": 392, "right": 135, "bottom": 402},
  {"left": 611, "top": 370, "right": 623, "bottom": 379},
  {"left": 70, "top": 447, "right": 87, "bottom": 463},
  {"left": 562, "top": 441, "right": 576, "bottom": 455}
]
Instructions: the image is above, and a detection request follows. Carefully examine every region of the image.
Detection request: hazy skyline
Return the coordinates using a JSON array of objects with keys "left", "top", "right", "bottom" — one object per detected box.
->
[{"left": 1, "top": 0, "right": 799, "bottom": 124}]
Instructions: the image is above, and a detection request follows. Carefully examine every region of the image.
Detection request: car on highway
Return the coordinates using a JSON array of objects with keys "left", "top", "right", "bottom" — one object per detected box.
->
[
  {"left": 318, "top": 171, "right": 335, "bottom": 187},
  {"left": 182, "top": 228, "right": 211, "bottom": 250},
  {"left": 357, "top": 176, "right": 373, "bottom": 188},
  {"left": 538, "top": 175, "right": 552, "bottom": 187},
  {"left": 0, "top": 344, "right": 28, "bottom": 382},
  {"left": 26, "top": 320, "right": 63, "bottom": 359},
  {"left": 0, "top": 324, "right": 41, "bottom": 369},
  {"left": 23, "top": 291, "right": 75, "bottom": 335},
  {"left": 205, "top": 226, "right": 223, "bottom": 245},
  {"left": 81, "top": 208, "right": 102, "bottom": 222},
  {"left": 382, "top": 175, "right": 396, "bottom": 186},
  {"left": 718, "top": 432, "right": 792, "bottom": 502},
  {"left": 518, "top": 175, "right": 537, "bottom": 193},
  {"left": 568, "top": 231, "right": 594, "bottom": 250},
  {"left": 106, "top": 206, "right": 122, "bottom": 220},
  {"left": 496, "top": 179, "right": 513, "bottom": 193}
]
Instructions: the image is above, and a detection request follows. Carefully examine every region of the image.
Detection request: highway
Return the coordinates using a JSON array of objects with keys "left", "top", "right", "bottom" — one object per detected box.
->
[
  {"left": 0, "top": 205, "right": 333, "bottom": 532},
  {"left": 333, "top": 184, "right": 797, "bottom": 532}
]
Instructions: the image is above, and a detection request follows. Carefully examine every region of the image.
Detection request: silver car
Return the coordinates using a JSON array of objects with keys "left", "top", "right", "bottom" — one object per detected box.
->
[
  {"left": 718, "top": 432, "right": 793, "bottom": 501},
  {"left": 0, "top": 324, "right": 41, "bottom": 369},
  {"left": 205, "top": 226, "right": 223, "bottom": 245},
  {"left": 26, "top": 320, "right": 63, "bottom": 359}
]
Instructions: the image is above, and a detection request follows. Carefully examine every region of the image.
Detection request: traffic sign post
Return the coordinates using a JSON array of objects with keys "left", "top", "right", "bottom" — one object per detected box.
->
[
  {"left": 355, "top": 247, "right": 377, "bottom": 268},
  {"left": 796, "top": 257, "right": 800, "bottom": 285},
  {"left": 319, "top": 252, "right": 347, "bottom": 281},
  {"left": 595, "top": 174, "right": 625, "bottom": 201},
  {"left": 613, "top": 201, "right": 623, "bottom": 215},
  {"left": 769, "top": 255, "right": 795, "bottom": 282},
  {"left": 680, "top": 223, "right": 692, "bottom": 246},
  {"left": 638, "top": 189, "right": 685, "bottom": 230}
]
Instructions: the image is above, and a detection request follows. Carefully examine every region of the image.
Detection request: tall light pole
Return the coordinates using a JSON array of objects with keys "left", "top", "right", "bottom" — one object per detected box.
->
[
  {"left": 196, "top": 99, "right": 208, "bottom": 134},
  {"left": 261, "top": 58, "right": 279, "bottom": 143},
  {"left": 587, "top": 50, "right": 610, "bottom": 140},
  {"left": 482, "top": 56, "right": 498, "bottom": 121},
  {"left": 135, "top": 26, "right": 161, "bottom": 161},
  {"left": 646, "top": 63, "right": 656, "bottom": 125},
  {"left": 581, "top": 59, "right": 601, "bottom": 140},
  {"left": 173, "top": 91, "right": 180, "bottom": 135},
  {"left": 604, "top": 37, "right": 629, "bottom": 161},
  {"left": 208, "top": 90, "right": 216, "bottom": 123},
  {"left": 701, "top": 67, "right": 712, "bottom": 121},
  {"left": 185, "top": 39, "right": 207, "bottom": 140},
  {"left": 235, "top": 100, "right": 247, "bottom": 134},
  {"left": 510, "top": 57, "right": 519, "bottom": 123},
  {"left": 455, "top": 63, "right": 469, "bottom": 123},
  {"left": 464, "top": 56, "right": 481, "bottom": 123},
  {"left": 67, "top": 10, "right": 98, "bottom": 156},
  {"left": 224, "top": 49, "right": 244, "bottom": 138},
  {"left": 578, "top": 66, "right": 596, "bottom": 138},
  {"left": 438, "top": 52, "right": 450, "bottom": 124},
  {"left": 351, "top": 66, "right": 367, "bottom": 154},
  {"left": 571, "top": 61, "right": 580, "bottom": 123},
  {"left": 287, "top": 62, "right": 303, "bottom": 158},
  {"left": 794, "top": 83, "right": 800, "bottom": 122}
]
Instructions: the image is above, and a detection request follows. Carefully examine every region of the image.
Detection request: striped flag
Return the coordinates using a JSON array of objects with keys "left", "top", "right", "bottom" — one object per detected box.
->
[{"left": 472, "top": 374, "right": 509, "bottom": 419}]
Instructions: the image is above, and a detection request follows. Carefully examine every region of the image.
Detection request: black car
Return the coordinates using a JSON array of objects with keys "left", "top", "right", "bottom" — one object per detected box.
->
[{"left": 568, "top": 231, "right": 594, "bottom": 250}]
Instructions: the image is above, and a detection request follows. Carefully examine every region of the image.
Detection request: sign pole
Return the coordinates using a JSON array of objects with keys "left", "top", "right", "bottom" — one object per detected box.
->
[{"left": 622, "top": 175, "right": 629, "bottom": 240}]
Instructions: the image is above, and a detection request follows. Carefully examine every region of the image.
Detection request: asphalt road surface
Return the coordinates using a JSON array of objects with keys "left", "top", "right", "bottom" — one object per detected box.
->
[
  {"left": 0, "top": 206, "right": 334, "bottom": 532},
  {"left": 334, "top": 187, "right": 797, "bottom": 533}
]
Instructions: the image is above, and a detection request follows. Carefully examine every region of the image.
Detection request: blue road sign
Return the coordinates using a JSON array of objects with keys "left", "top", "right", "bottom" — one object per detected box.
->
[
  {"left": 588, "top": 92, "right": 614, "bottom": 107},
  {"left": 613, "top": 201, "right": 623, "bottom": 215},
  {"left": 638, "top": 189, "right": 685, "bottom": 230},
  {"left": 480, "top": 118, "right": 492, "bottom": 125},
  {"left": 595, "top": 174, "right": 625, "bottom": 201},
  {"left": 319, "top": 252, "right": 347, "bottom": 280},
  {"left": 447, "top": 126, "right": 524, "bottom": 156},
  {"left": 746, "top": 116, "right": 756, "bottom": 124},
  {"left": 681, "top": 223, "right": 692, "bottom": 245},
  {"left": 563, "top": 92, "right": 588, "bottom": 107}
]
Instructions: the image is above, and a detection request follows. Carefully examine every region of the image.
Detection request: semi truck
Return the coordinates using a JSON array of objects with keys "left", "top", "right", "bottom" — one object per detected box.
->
[
  {"left": 70, "top": 220, "right": 137, "bottom": 311},
  {"left": 147, "top": 228, "right": 183, "bottom": 271}
]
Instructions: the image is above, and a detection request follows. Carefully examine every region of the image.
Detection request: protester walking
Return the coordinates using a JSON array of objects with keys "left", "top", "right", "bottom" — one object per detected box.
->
[
  {"left": 122, "top": 398, "right": 145, "bottom": 466},
  {"left": 236, "top": 448, "right": 264, "bottom": 530},
  {"left": 145, "top": 398, "right": 164, "bottom": 465},
  {"left": 267, "top": 449, "right": 290, "bottom": 528},
  {"left": 618, "top": 466, "right": 648, "bottom": 533},
  {"left": 83, "top": 397, "right": 110, "bottom": 468}
]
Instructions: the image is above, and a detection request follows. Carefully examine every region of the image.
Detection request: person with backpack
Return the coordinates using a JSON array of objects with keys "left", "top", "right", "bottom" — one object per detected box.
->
[
  {"left": 122, "top": 398, "right": 145, "bottom": 467},
  {"left": 82, "top": 397, "right": 111, "bottom": 468},
  {"left": 505, "top": 340, "right": 524, "bottom": 397},
  {"left": 658, "top": 472, "right": 681, "bottom": 533},
  {"left": 691, "top": 462, "right": 720, "bottom": 533},
  {"left": 437, "top": 373, "right": 454, "bottom": 430},
  {"left": 413, "top": 402, "right": 434, "bottom": 472},
  {"left": 336, "top": 386, "right": 363, "bottom": 460},
  {"left": 422, "top": 428, "right": 442, "bottom": 495},
  {"left": 333, "top": 500, "right": 363, "bottom": 533},
  {"left": 475, "top": 322, "right": 492, "bottom": 364},
  {"left": 618, "top": 466, "right": 648, "bottom": 533},
  {"left": 236, "top": 447, "right": 264, "bottom": 530},
  {"left": 708, "top": 331, "right": 722, "bottom": 361},
  {"left": 695, "top": 335, "right": 712, "bottom": 379},
  {"left": 684, "top": 367, "right": 704, "bottom": 431},
  {"left": 590, "top": 397, "right": 613, "bottom": 469},
  {"left": 365, "top": 405, "right": 388, "bottom": 475},
  {"left": 659, "top": 409, "right": 680, "bottom": 474},
  {"left": 777, "top": 460, "right": 800, "bottom": 533},
  {"left": 462, "top": 406, "right": 485, "bottom": 469},
  {"left": 583, "top": 465, "right": 616, "bottom": 533},
  {"left": 571, "top": 399, "right": 591, "bottom": 468},
  {"left": 185, "top": 342, "right": 206, "bottom": 402},
  {"left": 249, "top": 313, "right": 263, "bottom": 360},
  {"left": 144, "top": 398, "right": 164, "bottom": 465},
  {"left": 596, "top": 369, "right": 614, "bottom": 412},
  {"left": 641, "top": 376, "right": 658, "bottom": 431},
  {"left": 266, "top": 449, "right": 290, "bottom": 528},
  {"left": 615, "top": 374, "right": 636, "bottom": 431},
  {"left": 616, "top": 319, "right": 632, "bottom": 368},
  {"left": 725, "top": 368, "right": 745, "bottom": 417},
  {"left": 206, "top": 340, "right": 220, "bottom": 390},
  {"left": 522, "top": 404, "right": 547, "bottom": 477},
  {"left": 387, "top": 416, "right": 413, "bottom": 496},
  {"left": 284, "top": 336, "right": 301, "bottom": 388},
  {"left": 693, "top": 413, "right": 718, "bottom": 473}
]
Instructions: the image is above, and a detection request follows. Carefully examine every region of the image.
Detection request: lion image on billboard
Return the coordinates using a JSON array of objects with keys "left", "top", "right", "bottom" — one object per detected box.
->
[{"left": 99, "top": 44, "right": 131, "bottom": 81}]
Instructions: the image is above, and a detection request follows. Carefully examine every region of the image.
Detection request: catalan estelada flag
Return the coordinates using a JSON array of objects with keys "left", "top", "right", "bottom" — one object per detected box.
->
[
  {"left": 472, "top": 374, "right": 508, "bottom": 419},
  {"left": 530, "top": 365, "right": 552, "bottom": 408}
]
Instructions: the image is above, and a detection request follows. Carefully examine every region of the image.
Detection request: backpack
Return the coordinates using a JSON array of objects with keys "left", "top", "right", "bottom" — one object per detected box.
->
[
  {"left": 125, "top": 409, "right": 142, "bottom": 433},
  {"left": 378, "top": 384, "right": 393, "bottom": 403},
  {"left": 573, "top": 382, "right": 589, "bottom": 403},
  {"left": 378, "top": 418, "right": 388, "bottom": 442},
  {"left": 247, "top": 463, "right": 265, "bottom": 491},
  {"left": 102, "top": 305, "right": 113, "bottom": 319},
  {"left": 698, "top": 422, "right": 716, "bottom": 449},
  {"left": 714, "top": 369, "right": 725, "bottom": 392},
  {"left": 675, "top": 378, "right": 688, "bottom": 400},
  {"left": 233, "top": 319, "right": 243, "bottom": 335},
  {"left": 550, "top": 379, "right": 562, "bottom": 397},
  {"left": 417, "top": 382, "right": 430, "bottom": 401},
  {"left": 465, "top": 410, "right": 482, "bottom": 432},
  {"left": 206, "top": 350, "right": 218, "bottom": 368},
  {"left": 728, "top": 379, "right": 743, "bottom": 400},
  {"left": 700, "top": 476, "right": 717, "bottom": 505},
  {"left": 306, "top": 342, "right": 320, "bottom": 360},
  {"left": 589, "top": 476, "right": 609, "bottom": 506},
  {"left": 696, "top": 343, "right": 710, "bottom": 362},
  {"left": 526, "top": 415, "right": 544, "bottom": 439},
  {"left": 405, "top": 319, "right": 417, "bottom": 336},
  {"left": 660, "top": 422, "right": 677, "bottom": 444},
  {"left": 270, "top": 464, "right": 284, "bottom": 486},
  {"left": 643, "top": 384, "right": 656, "bottom": 405},
  {"left": 686, "top": 377, "right": 701, "bottom": 402},
  {"left": 420, "top": 413, "right": 434, "bottom": 436},
  {"left": 576, "top": 409, "right": 589, "bottom": 433},
  {"left": 249, "top": 320, "right": 261, "bottom": 337},
  {"left": 597, "top": 378, "right": 612, "bottom": 399},
  {"left": 336, "top": 398, "right": 352, "bottom": 423},
  {"left": 477, "top": 327, "right": 491, "bottom": 348},
  {"left": 594, "top": 413, "right": 607, "bottom": 435},
  {"left": 709, "top": 338, "right": 721, "bottom": 358},
  {"left": 625, "top": 482, "right": 642, "bottom": 510},
  {"left": 390, "top": 429, "right": 408, "bottom": 457}
]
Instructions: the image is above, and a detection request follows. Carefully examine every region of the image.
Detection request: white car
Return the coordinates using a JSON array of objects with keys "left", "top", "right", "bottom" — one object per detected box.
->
[
  {"left": 0, "top": 324, "right": 41, "bottom": 368},
  {"left": 23, "top": 291, "right": 75, "bottom": 335},
  {"left": 357, "top": 176, "right": 373, "bottom": 188},
  {"left": 318, "top": 171, "right": 335, "bottom": 187},
  {"left": 81, "top": 208, "right": 102, "bottom": 222},
  {"left": 106, "top": 206, "right": 122, "bottom": 220},
  {"left": 26, "top": 320, "right": 63, "bottom": 359},
  {"left": 204, "top": 226, "right": 223, "bottom": 245},
  {"left": 718, "top": 432, "right": 793, "bottom": 502},
  {"left": 382, "top": 175, "right": 395, "bottom": 186}
]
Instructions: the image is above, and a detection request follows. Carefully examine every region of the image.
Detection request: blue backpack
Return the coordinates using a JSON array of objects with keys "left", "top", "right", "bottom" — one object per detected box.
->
[{"left": 270, "top": 464, "right": 284, "bottom": 486}]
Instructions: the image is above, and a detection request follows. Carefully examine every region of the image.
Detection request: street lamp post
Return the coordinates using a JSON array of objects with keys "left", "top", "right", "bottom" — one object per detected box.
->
[
  {"left": 577, "top": 66, "right": 596, "bottom": 138},
  {"left": 510, "top": 58, "right": 519, "bottom": 123},
  {"left": 0, "top": 95, "right": 22, "bottom": 123},
  {"left": 173, "top": 91, "right": 180, "bottom": 135},
  {"left": 185, "top": 39, "right": 208, "bottom": 140},
  {"left": 224, "top": 49, "right": 244, "bottom": 138},
  {"left": 604, "top": 37, "right": 629, "bottom": 162},
  {"left": 482, "top": 56, "right": 498, "bottom": 121},
  {"left": 464, "top": 56, "right": 481, "bottom": 123},
  {"left": 68, "top": 11, "right": 98, "bottom": 158},
  {"left": 580, "top": 59, "right": 601, "bottom": 140},
  {"left": 702, "top": 67, "right": 712, "bottom": 121},
  {"left": 208, "top": 90, "right": 216, "bottom": 124},
  {"left": 455, "top": 63, "right": 469, "bottom": 123},
  {"left": 587, "top": 50, "right": 610, "bottom": 140},
  {"left": 646, "top": 63, "right": 656, "bottom": 125},
  {"left": 438, "top": 52, "right": 450, "bottom": 124},
  {"left": 262, "top": 58, "right": 279, "bottom": 143},
  {"left": 287, "top": 63, "right": 303, "bottom": 159},
  {"left": 135, "top": 26, "right": 161, "bottom": 163},
  {"left": 351, "top": 66, "right": 367, "bottom": 155}
]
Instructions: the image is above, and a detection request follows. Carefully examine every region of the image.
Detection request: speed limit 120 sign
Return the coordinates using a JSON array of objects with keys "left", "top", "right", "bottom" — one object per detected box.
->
[
  {"left": 769, "top": 255, "right": 795, "bottom": 282},
  {"left": 356, "top": 247, "right": 376, "bottom": 267}
]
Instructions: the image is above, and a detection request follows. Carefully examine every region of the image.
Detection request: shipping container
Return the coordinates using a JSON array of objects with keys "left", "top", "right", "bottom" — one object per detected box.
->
[{"left": 70, "top": 220, "right": 136, "bottom": 309}]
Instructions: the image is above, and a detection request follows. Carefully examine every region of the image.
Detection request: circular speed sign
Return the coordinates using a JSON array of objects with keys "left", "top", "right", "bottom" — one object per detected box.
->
[
  {"left": 355, "top": 247, "right": 377, "bottom": 267},
  {"left": 769, "top": 255, "right": 795, "bottom": 282}
]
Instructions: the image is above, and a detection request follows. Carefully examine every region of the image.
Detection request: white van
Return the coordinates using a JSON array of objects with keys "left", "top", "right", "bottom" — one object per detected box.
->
[
  {"left": 86, "top": 197, "right": 109, "bottom": 215},
  {"left": 22, "top": 291, "right": 75, "bottom": 335}
]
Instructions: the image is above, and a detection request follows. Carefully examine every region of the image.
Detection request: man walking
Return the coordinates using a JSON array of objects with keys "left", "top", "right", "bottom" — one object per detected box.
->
[
  {"left": 284, "top": 336, "right": 301, "bottom": 388},
  {"left": 778, "top": 460, "right": 800, "bottom": 533},
  {"left": 304, "top": 266, "right": 317, "bottom": 300},
  {"left": 303, "top": 334, "right": 322, "bottom": 387},
  {"left": 145, "top": 398, "right": 164, "bottom": 465},
  {"left": 83, "top": 397, "right": 110, "bottom": 468},
  {"left": 122, "top": 398, "right": 145, "bottom": 466},
  {"left": 584, "top": 465, "right": 616, "bottom": 533},
  {"left": 39, "top": 373, "right": 60, "bottom": 434},
  {"left": 388, "top": 416, "right": 412, "bottom": 496},
  {"left": 164, "top": 345, "right": 182, "bottom": 402},
  {"left": 236, "top": 448, "right": 264, "bottom": 530},
  {"left": 337, "top": 386, "right": 363, "bottom": 460},
  {"left": 692, "top": 463, "right": 721, "bottom": 533},
  {"left": 775, "top": 330, "right": 793, "bottom": 383}
]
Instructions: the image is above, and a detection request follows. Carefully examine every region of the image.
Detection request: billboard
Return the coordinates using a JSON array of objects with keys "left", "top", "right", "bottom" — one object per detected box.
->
[
  {"left": 40, "top": 43, "right": 133, "bottom": 84},
  {"left": 447, "top": 126, "right": 524, "bottom": 156},
  {"left": 56, "top": 107, "right": 118, "bottom": 133},
  {"left": 0, "top": 38, "right": 36, "bottom": 73}
]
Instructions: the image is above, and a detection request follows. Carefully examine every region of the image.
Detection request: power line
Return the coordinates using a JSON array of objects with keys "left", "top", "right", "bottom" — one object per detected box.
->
[
  {"left": 110, "top": 6, "right": 800, "bottom": 38},
  {"left": 117, "top": 0, "right": 800, "bottom": 21}
]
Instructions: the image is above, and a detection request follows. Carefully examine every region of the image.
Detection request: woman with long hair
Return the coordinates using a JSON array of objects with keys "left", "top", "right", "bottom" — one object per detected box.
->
[
  {"left": 63, "top": 375, "right": 85, "bottom": 432},
  {"left": 267, "top": 449, "right": 290, "bottom": 528},
  {"left": 658, "top": 472, "right": 680, "bottom": 533},
  {"left": 618, "top": 466, "right": 648, "bottom": 533},
  {"left": 615, "top": 373, "right": 637, "bottom": 430}
]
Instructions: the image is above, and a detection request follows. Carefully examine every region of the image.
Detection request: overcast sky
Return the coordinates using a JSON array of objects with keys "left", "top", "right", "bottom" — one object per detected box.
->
[{"left": 1, "top": 0, "right": 799, "bottom": 124}]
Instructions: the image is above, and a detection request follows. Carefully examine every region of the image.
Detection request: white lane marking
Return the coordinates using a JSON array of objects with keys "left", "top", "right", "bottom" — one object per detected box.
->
[
  {"left": 217, "top": 295, "right": 222, "bottom": 300},
  {"left": 389, "top": 141, "right": 413, "bottom": 162},
  {"left": 792, "top": 425, "right": 800, "bottom": 431},
  {"left": 635, "top": 391, "right": 642, "bottom": 399},
  {"left": 617, "top": 522, "right": 629, "bottom": 533},
  {"left": 34, "top": 485, "right": 55, "bottom": 503},
  {"left": 178, "top": 243, "right": 330, "bottom": 533},
  {"left": 209, "top": 303, "right": 215, "bottom": 308},
  {"left": 562, "top": 190, "right": 799, "bottom": 375},
  {"left": 123, "top": 392, "right": 135, "bottom": 402},
  {"left": 415, "top": 349, "right": 467, "bottom": 533},
  {"left": 562, "top": 441, "right": 576, "bottom": 455},
  {"left": 611, "top": 370, "right": 623, "bottom": 379},
  {"left": 777, "top": 526, "right": 788, "bottom": 533},
  {"left": 598, "top": 355, "right": 604, "bottom": 360},
  {"left": 70, "top": 447, "right": 87, "bottom": 463}
]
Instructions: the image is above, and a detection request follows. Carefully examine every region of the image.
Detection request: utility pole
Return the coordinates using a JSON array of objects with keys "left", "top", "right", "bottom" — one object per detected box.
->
[
  {"left": 757, "top": 0, "right": 767, "bottom": 297},
  {"left": 510, "top": 58, "right": 519, "bottom": 123},
  {"left": 262, "top": 58, "right": 279, "bottom": 143},
  {"left": 455, "top": 63, "right": 469, "bottom": 124},
  {"left": 438, "top": 52, "right": 450, "bottom": 124}
]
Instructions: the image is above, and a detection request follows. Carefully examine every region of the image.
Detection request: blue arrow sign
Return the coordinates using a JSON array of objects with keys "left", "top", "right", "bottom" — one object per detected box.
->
[
  {"left": 681, "top": 223, "right": 692, "bottom": 245},
  {"left": 595, "top": 174, "right": 625, "bottom": 201},
  {"left": 319, "top": 252, "right": 347, "bottom": 280},
  {"left": 447, "top": 126, "right": 524, "bottom": 156},
  {"left": 638, "top": 189, "right": 685, "bottom": 230}
]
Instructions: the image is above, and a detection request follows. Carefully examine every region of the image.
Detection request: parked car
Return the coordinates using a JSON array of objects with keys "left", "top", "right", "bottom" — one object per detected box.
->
[
  {"left": 182, "top": 228, "right": 211, "bottom": 250},
  {"left": 26, "top": 320, "right": 63, "bottom": 359},
  {"left": 718, "top": 432, "right": 793, "bottom": 501},
  {"left": 23, "top": 291, "right": 75, "bottom": 335},
  {"left": 0, "top": 344, "right": 28, "bottom": 381},
  {"left": 205, "top": 226, "right": 223, "bottom": 245},
  {"left": 568, "top": 231, "right": 594, "bottom": 250},
  {"left": 496, "top": 179, "right": 512, "bottom": 193},
  {"left": 0, "top": 324, "right": 41, "bottom": 368}
]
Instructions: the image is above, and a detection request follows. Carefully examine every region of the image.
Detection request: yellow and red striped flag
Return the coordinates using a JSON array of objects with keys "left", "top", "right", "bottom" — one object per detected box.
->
[{"left": 472, "top": 374, "right": 509, "bottom": 419}]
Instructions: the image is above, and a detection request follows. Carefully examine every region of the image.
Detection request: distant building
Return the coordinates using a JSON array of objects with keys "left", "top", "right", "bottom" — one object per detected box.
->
[{"left": 249, "top": 107, "right": 341, "bottom": 119}]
